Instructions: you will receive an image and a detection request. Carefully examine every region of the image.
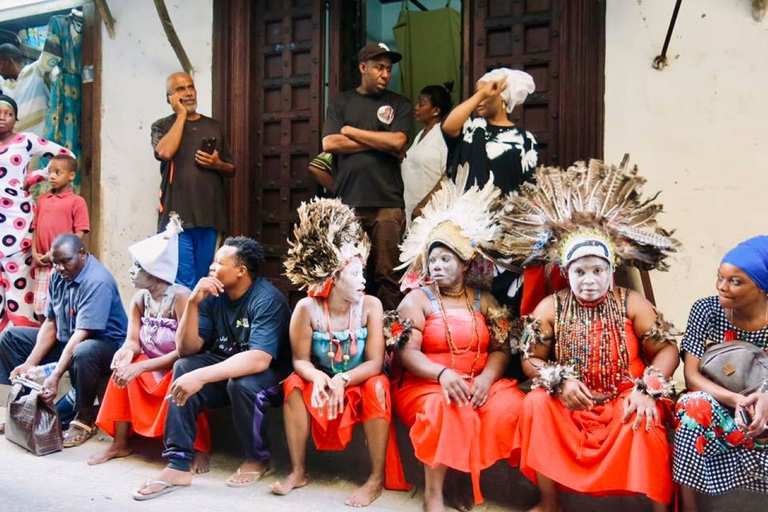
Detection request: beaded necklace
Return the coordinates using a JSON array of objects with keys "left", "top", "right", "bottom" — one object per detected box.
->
[
  {"left": 433, "top": 285, "right": 483, "bottom": 379},
  {"left": 323, "top": 299, "right": 358, "bottom": 373},
  {"left": 554, "top": 288, "right": 630, "bottom": 401}
]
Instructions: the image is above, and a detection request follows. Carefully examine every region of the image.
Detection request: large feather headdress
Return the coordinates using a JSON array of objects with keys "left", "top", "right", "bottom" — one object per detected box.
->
[
  {"left": 497, "top": 157, "right": 680, "bottom": 270},
  {"left": 284, "top": 198, "right": 370, "bottom": 295},
  {"left": 397, "top": 164, "right": 505, "bottom": 287}
]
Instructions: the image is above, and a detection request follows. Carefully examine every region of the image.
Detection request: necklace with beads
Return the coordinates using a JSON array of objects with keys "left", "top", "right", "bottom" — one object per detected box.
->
[
  {"left": 433, "top": 285, "right": 482, "bottom": 380},
  {"left": 554, "top": 288, "right": 630, "bottom": 401},
  {"left": 323, "top": 300, "right": 358, "bottom": 373}
]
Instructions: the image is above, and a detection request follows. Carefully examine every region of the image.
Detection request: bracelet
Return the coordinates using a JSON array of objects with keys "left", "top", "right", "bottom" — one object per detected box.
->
[
  {"left": 531, "top": 363, "right": 578, "bottom": 396},
  {"left": 632, "top": 366, "right": 675, "bottom": 400},
  {"left": 436, "top": 367, "right": 449, "bottom": 384}
]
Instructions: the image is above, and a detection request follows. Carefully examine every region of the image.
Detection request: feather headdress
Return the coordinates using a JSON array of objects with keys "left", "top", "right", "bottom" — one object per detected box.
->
[
  {"left": 397, "top": 164, "right": 506, "bottom": 288},
  {"left": 496, "top": 157, "right": 680, "bottom": 270},
  {"left": 284, "top": 198, "right": 370, "bottom": 295}
]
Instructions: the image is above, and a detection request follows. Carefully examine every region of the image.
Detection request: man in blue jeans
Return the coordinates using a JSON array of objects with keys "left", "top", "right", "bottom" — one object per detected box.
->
[
  {"left": 133, "top": 236, "right": 291, "bottom": 501},
  {"left": 151, "top": 72, "right": 235, "bottom": 288},
  {"left": 0, "top": 234, "right": 127, "bottom": 444}
]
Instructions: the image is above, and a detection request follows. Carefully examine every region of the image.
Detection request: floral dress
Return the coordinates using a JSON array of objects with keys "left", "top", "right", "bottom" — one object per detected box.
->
[
  {"left": 0, "top": 133, "right": 73, "bottom": 329},
  {"left": 674, "top": 296, "right": 768, "bottom": 494}
]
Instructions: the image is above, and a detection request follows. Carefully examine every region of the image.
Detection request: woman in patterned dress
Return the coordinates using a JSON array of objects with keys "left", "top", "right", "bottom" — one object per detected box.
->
[
  {"left": 0, "top": 94, "right": 74, "bottom": 330},
  {"left": 674, "top": 235, "right": 768, "bottom": 512}
]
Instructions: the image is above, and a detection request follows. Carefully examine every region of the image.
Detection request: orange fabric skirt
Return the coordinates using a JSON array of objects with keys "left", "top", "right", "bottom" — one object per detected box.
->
[
  {"left": 283, "top": 372, "right": 409, "bottom": 491},
  {"left": 393, "top": 377, "right": 524, "bottom": 504},
  {"left": 509, "top": 388, "right": 673, "bottom": 504},
  {"left": 96, "top": 355, "right": 211, "bottom": 453}
]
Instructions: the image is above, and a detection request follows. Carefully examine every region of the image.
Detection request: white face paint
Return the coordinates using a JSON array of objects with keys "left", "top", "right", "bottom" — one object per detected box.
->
[
  {"left": 427, "top": 245, "right": 468, "bottom": 289},
  {"left": 567, "top": 256, "right": 612, "bottom": 303},
  {"left": 333, "top": 257, "right": 366, "bottom": 303},
  {"left": 129, "top": 261, "right": 154, "bottom": 289}
]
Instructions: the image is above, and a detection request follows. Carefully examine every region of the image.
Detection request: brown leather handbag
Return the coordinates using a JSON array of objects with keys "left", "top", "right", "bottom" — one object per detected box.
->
[
  {"left": 5, "top": 377, "right": 63, "bottom": 456},
  {"left": 700, "top": 340, "right": 768, "bottom": 395}
]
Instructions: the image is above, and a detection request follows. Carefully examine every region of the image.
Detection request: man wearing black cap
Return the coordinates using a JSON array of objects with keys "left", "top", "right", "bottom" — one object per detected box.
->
[{"left": 321, "top": 42, "right": 412, "bottom": 310}]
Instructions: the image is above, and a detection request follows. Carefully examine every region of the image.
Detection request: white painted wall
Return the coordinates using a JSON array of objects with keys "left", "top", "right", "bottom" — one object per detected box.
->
[
  {"left": 99, "top": 0, "right": 212, "bottom": 302},
  {"left": 604, "top": 0, "right": 768, "bottom": 327}
]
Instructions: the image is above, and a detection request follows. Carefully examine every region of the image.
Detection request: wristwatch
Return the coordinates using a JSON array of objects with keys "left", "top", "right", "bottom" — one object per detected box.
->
[{"left": 339, "top": 373, "right": 351, "bottom": 386}]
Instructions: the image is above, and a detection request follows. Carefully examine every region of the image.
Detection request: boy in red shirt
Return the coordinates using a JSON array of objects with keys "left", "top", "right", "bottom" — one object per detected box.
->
[{"left": 31, "top": 155, "right": 90, "bottom": 319}]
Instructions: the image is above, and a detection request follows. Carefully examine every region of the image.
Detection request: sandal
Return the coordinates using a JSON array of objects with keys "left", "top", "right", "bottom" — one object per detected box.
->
[
  {"left": 63, "top": 420, "right": 95, "bottom": 448},
  {"left": 132, "top": 480, "right": 184, "bottom": 501},
  {"left": 225, "top": 466, "right": 273, "bottom": 487}
]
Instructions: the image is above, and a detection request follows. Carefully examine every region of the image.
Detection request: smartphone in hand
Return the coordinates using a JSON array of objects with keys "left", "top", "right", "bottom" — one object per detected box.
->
[
  {"left": 200, "top": 137, "right": 217, "bottom": 154},
  {"left": 738, "top": 407, "right": 752, "bottom": 427}
]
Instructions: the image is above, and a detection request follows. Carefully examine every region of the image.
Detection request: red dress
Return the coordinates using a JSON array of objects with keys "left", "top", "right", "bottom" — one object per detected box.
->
[
  {"left": 509, "top": 317, "right": 673, "bottom": 504},
  {"left": 393, "top": 289, "right": 525, "bottom": 504}
]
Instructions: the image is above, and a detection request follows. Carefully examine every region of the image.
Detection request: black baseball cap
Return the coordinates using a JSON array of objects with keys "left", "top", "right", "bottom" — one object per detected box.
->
[{"left": 358, "top": 42, "right": 402, "bottom": 64}]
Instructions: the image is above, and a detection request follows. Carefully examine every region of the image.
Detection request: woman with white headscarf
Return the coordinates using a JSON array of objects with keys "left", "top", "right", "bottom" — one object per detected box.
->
[
  {"left": 88, "top": 215, "right": 211, "bottom": 471},
  {"left": 440, "top": 68, "right": 537, "bottom": 195}
]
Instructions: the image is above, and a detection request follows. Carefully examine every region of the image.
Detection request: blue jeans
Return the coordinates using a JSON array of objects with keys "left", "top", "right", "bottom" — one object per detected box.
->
[{"left": 176, "top": 227, "right": 218, "bottom": 289}]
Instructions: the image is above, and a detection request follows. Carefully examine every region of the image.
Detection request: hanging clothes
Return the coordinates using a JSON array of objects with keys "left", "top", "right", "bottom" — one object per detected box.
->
[
  {"left": 392, "top": 0, "right": 461, "bottom": 108},
  {"left": 43, "top": 13, "right": 83, "bottom": 192}
]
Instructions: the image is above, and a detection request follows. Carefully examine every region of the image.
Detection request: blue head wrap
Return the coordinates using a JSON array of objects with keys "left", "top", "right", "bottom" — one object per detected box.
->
[{"left": 722, "top": 235, "right": 768, "bottom": 292}]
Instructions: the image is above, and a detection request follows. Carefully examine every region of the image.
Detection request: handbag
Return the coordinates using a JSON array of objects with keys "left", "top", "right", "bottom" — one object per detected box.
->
[
  {"left": 700, "top": 340, "right": 768, "bottom": 395},
  {"left": 5, "top": 377, "right": 63, "bottom": 456}
]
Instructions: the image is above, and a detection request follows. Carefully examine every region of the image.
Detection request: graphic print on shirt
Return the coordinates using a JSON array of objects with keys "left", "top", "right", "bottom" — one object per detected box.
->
[
  {"left": 377, "top": 105, "right": 394, "bottom": 125},
  {"left": 462, "top": 118, "right": 538, "bottom": 175},
  {"left": 216, "top": 317, "right": 251, "bottom": 356}
]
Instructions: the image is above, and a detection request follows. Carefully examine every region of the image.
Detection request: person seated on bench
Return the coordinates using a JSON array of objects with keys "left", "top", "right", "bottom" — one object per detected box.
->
[
  {"left": 89, "top": 215, "right": 211, "bottom": 470},
  {"left": 0, "top": 234, "right": 127, "bottom": 446},
  {"left": 674, "top": 235, "right": 768, "bottom": 512},
  {"left": 271, "top": 198, "right": 409, "bottom": 506},
  {"left": 392, "top": 171, "right": 523, "bottom": 511},
  {"left": 133, "top": 236, "right": 291, "bottom": 500},
  {"left": 504, "top": 160, "right": 680, "bottom": 512}
]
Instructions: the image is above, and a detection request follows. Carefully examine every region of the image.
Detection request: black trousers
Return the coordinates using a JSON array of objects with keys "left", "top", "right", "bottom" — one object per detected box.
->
[
  {"left": 162, "top": 352, "right": 283, "bottom": 472},
  {"left": 0, "top": 326, "right": 118, "bottom": 416}
]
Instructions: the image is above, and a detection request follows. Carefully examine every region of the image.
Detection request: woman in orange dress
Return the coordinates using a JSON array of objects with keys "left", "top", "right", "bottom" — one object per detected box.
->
[
  {"left": 90, "top": 216, "right": 210, "bottom": 468},
  {"left": 499, "top": 159, "right": 682, "bottom": 512},
  {"left": 271, "top": 198, "right": 408, "bottom": 506}
]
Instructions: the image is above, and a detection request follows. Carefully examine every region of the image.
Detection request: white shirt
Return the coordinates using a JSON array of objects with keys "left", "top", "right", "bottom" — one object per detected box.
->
[
  {"left": 0, "top": 55, "right": 55, "bottom": 137},
  {"left": 401, "top": 123, "right": 448, "bottom": 229}
]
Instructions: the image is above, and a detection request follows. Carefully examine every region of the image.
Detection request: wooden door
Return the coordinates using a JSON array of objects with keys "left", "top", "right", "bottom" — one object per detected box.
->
[
  {"left": 465, "top": 0, "right": 605, "bottom": 166},
  {"left": 214, "top": 0, "right": 325, "bottom": 303}
]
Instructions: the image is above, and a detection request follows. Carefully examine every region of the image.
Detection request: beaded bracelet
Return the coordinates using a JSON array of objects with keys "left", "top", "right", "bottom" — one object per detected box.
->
[
  {"left": 531, "top": 363, "right": 578, "bottom": 396},
  {"left": 631, "top": 366, "right": 675, "bottom": 400}
]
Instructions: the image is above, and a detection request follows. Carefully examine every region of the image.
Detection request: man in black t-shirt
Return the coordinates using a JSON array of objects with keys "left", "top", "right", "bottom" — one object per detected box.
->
[
  {"left": 133, "top": 237, "right": 291, "bottom": 500},
  {"left": 322, "top": 42, "right": 412, "bottom": 310},
  {"left": 151, "top": 72, "right": 236, "bottom": 290}
]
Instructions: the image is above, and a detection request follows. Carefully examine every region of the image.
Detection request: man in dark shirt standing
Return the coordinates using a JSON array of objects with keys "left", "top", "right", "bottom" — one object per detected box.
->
[
  {"left": 133, "top": 236, "right": 291, "bottom": 500},
  {"left": 322, "top": 43, "right": 412, "bottom": 311},
  {"left": 151, "top": 72, "right": 235, "bottom": 290}
]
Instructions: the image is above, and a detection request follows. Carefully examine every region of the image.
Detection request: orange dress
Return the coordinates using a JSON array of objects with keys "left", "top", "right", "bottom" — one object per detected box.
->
[
  {"left": 393, "top": 288, "right": 525, "bottom": 504},
  {"left": 509, "top": 317, "right": 673, "bottom": 504},
  {"left": 284, "top": 372, "right": 409, "bottom": 490},
  {"left": 96, "top": 354, "right": 211, "bottom": 452}
]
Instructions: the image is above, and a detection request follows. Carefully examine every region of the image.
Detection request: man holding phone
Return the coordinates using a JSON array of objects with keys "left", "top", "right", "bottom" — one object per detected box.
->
[{"left": 151, "top": 72, "right": 235, "bottom": 289}]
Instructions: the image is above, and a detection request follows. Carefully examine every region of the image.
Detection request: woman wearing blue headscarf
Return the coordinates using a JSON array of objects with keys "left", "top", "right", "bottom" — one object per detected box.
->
[{"left": 674, "top": 235, "right": 768, "bottom": 512}]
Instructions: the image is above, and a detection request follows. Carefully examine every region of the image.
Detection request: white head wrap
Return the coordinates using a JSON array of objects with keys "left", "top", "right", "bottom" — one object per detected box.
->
[
  {"left": 477, "top": 68, "right": 535, "bottom": 114},
  {"left": 128, "top": 213, "right": 183, "bottom": 284}
]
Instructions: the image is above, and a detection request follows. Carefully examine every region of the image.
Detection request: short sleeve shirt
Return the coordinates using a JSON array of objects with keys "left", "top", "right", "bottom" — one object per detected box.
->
[
  {"left": 46, "top": 255, "right": 128, "bottom": 344},
  {"left": 443, "top": 117, "right": 538, "bottom": 195},
  {"left": 32, "top": 188, "right": 90, "bottom": 254},
  {"left": 151, "top": 114, "right": 234, "bottom": 232},
  {"left": 322, "top": 89, "right": 412, "bottom": 208},
  {"left": 197, "top": 278, "right": 292, "bottom": 377},
  {"left": 680, "top": 296, "right": 768, "bottom": 359}
]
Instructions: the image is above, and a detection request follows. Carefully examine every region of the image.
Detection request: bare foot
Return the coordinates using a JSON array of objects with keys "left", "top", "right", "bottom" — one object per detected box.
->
[
  {"left": 190, "top": 452, "right": 210, "bottom": 474},
  {"left": 134, "top": 467, "right": 192, "bottom": 498},
  {"left": 526, "top": 502, "right": 563, "bottom": 512},
  {"left": 345, "top": 477, "right": 383, "bottom": 507},
  {"left": 444, "top": 471, "right": 474, "bottom": 512},
  {"left": 87, "top": 444, "right": 133, "bottom": 465},
  {"left": 225, "top": 459, "right": 270, "bottom": 487},
  {"left": 270, "top": 470, "right": 308, "bottom": 496},
  {"left": 424, "top": 489, "right": 446, "bottom": 512}
]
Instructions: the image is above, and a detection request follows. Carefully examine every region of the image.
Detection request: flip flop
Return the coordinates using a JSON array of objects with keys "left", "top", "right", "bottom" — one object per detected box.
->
[
  {"left": 132, "top": 480, "right": 184, "bottom": 501},
  {"left": 63, "top": 420, "right": 95, "bottom": 448},
  {"left": 225, "top": 466, "right": 273, "bottom": 488}
]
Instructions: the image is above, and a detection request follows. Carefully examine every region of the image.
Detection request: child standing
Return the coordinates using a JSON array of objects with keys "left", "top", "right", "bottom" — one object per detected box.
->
[{"left": 31, "top": 155, "right": 90, "bottom": 319}]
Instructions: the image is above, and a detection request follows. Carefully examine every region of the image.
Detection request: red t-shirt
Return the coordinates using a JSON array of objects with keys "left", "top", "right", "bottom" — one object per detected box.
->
[{"left": 32, "top": 188, "right": 91, "bottom": 254}]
